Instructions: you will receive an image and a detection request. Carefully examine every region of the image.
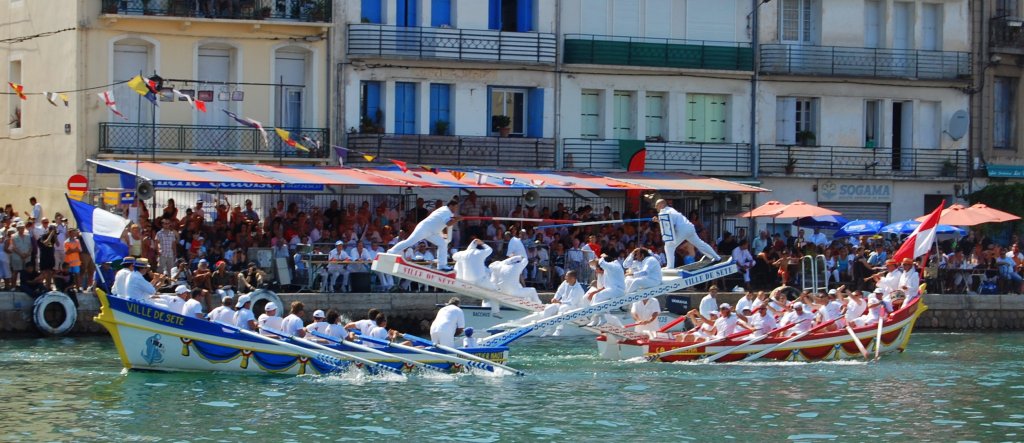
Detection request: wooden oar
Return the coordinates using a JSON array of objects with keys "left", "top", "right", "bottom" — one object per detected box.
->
[
  {"left": 845, "top": 323, "right": 870, "bottom": 360},
  {"left": 260, "top": 327, "right": 403, "bottom": 376},
  {"left": 874, "top": 307, "right": 886, "bottom": 361},
  {"left": 742, "top": 318, "right": 838, "bottom": 362},
  {"left": 402, "top": 333, "right": 526, "bottom": 376},
  {"left": 229, "top": 327, "right": 352, "bottom": 374},
  {"left": 646, "top": 329, "right": 753, "bottom": 362},
  {"left": 301, "top": 331, "right": 449, "bottom": 374},
  {"left": 702, "top": 323, "right": 797, "bottom": 363},
  {"left": 345, "top": 333, "right": 504, "bottom": 374}
]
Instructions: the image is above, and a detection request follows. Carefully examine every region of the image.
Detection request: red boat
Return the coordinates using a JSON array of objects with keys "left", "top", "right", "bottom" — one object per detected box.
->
[{"left": 598, "top": 297, "right": 927, "bottom": 362}]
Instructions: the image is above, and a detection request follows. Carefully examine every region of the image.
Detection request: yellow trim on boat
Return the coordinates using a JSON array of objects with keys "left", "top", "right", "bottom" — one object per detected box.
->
[{"left": 93, "top": 290, "right": 133, "bottom": 369}]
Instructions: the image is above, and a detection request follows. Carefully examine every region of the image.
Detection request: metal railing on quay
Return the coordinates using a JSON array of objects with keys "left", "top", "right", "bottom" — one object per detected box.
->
[
  {"left": 344, "top": 133, "right": 556, "bottom": 168},
  {"left": 758, "top": 144, "right": 968, "bottom": 179},
  {"left": 561, "top": 138, "right": 752, "bottom": 174},
  {"left": 99, "top": 123, "right": 330, "bottom": 159},
  {"left": 759, "top": 44, "right": 971, "bottom": 80},
  {"left": 347, "top": 24, "right": 557, "bottom": 64},
  {"left": 100, "top": 0, "right": 332, "bottom": 22},
  {"left": 563, "top": 34, "right": 753, "bottom": 71},
  {"left": 990, "top": 17, "right": 1024, "bottom": 49}
]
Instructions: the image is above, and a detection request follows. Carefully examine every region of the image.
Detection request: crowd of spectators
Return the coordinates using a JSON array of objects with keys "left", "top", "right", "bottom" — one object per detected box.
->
[{"left": 1, "top": 193, "right": 1021, "bottom": 297}]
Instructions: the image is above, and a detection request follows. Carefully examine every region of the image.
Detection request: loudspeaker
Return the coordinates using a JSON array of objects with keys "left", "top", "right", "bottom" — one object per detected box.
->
[
  {"left": 523, "top": 190, "right": 540, "bottom": 207},
  {"left": 136, "top": 180, "right": 154, "bottom": 200}
]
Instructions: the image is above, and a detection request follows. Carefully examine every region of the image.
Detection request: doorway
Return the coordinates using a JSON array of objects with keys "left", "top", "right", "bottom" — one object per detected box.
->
[{"left": 892, "top": 101, "right": 913, "bottom": 172}]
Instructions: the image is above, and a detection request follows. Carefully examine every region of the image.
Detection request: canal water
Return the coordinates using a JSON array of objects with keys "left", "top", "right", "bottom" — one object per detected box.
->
[{"left": 1, "top": 332, "right": 1022, "bottom": 441}]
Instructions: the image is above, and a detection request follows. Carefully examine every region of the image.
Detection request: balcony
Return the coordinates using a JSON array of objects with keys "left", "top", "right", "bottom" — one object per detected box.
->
[
  {"left": 563, "top": 34, "right": 753, "bottom": 71},
  {"left": 345, "top": 134, "right": 555, "bottom": 168},
  {"left": 991, "top": 17, "right": 1024, "bottom": 50},
  {"left": 759, "top": 144, "right": 968, "bottom": 179},
  {"left": 760, "top": 44, "right": 971, "bottom": 80},
  {"left": 347, "top": 24, "right": 556, "bottom": 64},
  {"left": 99, "top": 123, "right": 329, "bottom": 160},
  {"left": 100, "top": 0, "right": 332, "bottom": 22},
  {"left": 562, "top": 138, "right": 752, "bottom": 175}
]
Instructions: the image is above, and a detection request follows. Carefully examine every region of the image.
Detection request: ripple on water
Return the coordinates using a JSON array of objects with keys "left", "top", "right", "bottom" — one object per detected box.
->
[
  {"left": 796, "top": 412, "right": 819, "bottom": 418},
  {"left": 261, "top": 391, "right": 286, "bottom": 397},
  {"left": 529, "top": 427, "right": 563, "bottom": 436},
  {"left": 788, "top": 434, "right": 838, "bottom": 440},
  {"left": 993, "top": 422, "right": 1024, "bottom": 427},
  {"left": 200, "top": 401, "right": 239, "bottom": 408}
]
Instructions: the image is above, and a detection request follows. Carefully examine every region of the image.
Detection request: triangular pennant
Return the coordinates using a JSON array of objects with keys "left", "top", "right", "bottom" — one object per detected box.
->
[
  {"left": 59, "top": 93, "right": 69, "bottom": 107},
  {"left": 476, "top": 174, "right": 487, "bottom": 185},
  {"left": 194, "top": 99, "right": 207, "bottom": 113},
  {"left": 8, "top": 82, "right": 27, "bottom": 101},
  {"left": 275, "top": 127, "right": 308, "bottom": 151},
  {"left": 43, "top": 92, "right": 60, "bottom": 107},
  {"left": 223, "top": 109, "right": 268, "bottom": 148},
  {"left": 502, "top": 177, "right": 516, "bottom": 186},
  {"left": 127, "top": 75, "right": 158, "bottom": 106},
  {"left": 362, "top": 154, "right": 376, "bottom": 162},
  {"left": 530, "top": 179, "right": 545, "bottom": 187},
  {"left": 98, "top": 91, "right": 128, "bottom": 120},
  {"left": 450, "top": 170, "right": 466, "bottom": 181},
  {"left": 391, "top": 159, "right": 408, "bottom": 172}
]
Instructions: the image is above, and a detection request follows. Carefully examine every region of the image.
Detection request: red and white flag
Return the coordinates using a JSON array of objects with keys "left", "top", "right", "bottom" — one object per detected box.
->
[
  {"left": 892, "top": 200, "right": 945, "bottom": 264},
  {"left": 98, "top": 91, "right": 128, "bottom": 120}
]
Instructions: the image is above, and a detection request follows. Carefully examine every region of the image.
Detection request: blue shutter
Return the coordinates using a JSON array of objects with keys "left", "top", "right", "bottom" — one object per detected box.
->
[
  {"left": 397, "top": 0, "right": 418, "bottom": 27},
  {"left": 361, "top": 0, "right": 382, "bottom": 23},
  {"left": 395, "top": 82, "right": 417, "bottom": 135},
  {"left": 489, "top": 0, "right": 502, "bottom": 30},
  {"left": 527, "top": 88, "right": 544, "bottom": 138},
  {"left": 516, "top": 0, "right": 533, "bottom": 32},
  {"left": 431, "top": 0, "right": 452, "bottom": 27},
  {"left": 365, "top": 81, "right": 381, "bottom": 126},
  {"left": 429, "top": 84, "right": 451, "bottom": 134}
]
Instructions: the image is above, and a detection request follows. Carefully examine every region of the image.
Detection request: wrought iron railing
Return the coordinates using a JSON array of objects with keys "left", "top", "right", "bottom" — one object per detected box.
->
[
  {"left": 345, "top": 134, "right": 556, "bottom": 168},
  {"left": 563, "top": 34, "right": 753, "bottom": 71},
  {"left": 347, "top": 24, "right": 557, "bottom": 64},
  {"left": 758, "top": 144, "right": 967, "bottom": 179},
  {"left": 100, "top": 0, "right": 332, "bottom": 22},
  {"left": 760, "top": 44, "right": 971, "bottom": 80},
  {"left": 561, "top": 138, "right": 752, "bottom": 174},
  {"left": 99, "top": 123, "right": 330, "bottom": 159},
  {"left": 991, "top": 17, "right": 1024, "bottom": 48}
]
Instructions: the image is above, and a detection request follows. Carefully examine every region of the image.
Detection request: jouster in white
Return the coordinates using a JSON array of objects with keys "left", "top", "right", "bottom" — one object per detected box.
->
[
  {"left": 541, "top": 271, "right": 586, "bottom": 336},
  {"left": 654, "top": 199, "right": 720, "bottom": 268},
  {"left": 493, "top": 256, "right": 542, "bottom": 305},
  {"left": 387, "top": 201, "right": 460, "bottom": 270},
  {"left": 452, "top": 239, "right": 495, "bottom": 289},
  {"left": 623, "top": 249, "right": 663, "bottom": 294}
]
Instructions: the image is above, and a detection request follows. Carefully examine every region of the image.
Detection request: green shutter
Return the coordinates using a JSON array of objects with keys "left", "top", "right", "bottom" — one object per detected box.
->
[{"left": 687, "top": 95, "right": 705, "bottom": 142}]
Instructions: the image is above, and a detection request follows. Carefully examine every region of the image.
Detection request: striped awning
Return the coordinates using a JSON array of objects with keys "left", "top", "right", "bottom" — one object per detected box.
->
[{"left": 89, "top": 160, "right": 767, "bottom": 193}]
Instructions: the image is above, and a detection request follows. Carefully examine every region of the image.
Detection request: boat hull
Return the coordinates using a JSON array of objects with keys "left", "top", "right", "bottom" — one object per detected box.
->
[
  {"left": 463, "top": 306, "right": 684, "bottom": 337},
  {"left": 602, "top": 298, "right": 927, "bottom": 362},
  {"left": 94, "top": 291, "right": 509, "bottom": 375}
]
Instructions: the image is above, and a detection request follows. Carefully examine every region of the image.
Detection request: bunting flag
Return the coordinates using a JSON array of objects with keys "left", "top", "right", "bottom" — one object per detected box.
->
[
  {"left": 223, "top": 109, "right": 268, "bottom": 148},
  {"left": 300, "top": 135, "right": 320, "bottom": 152},
  {"left": 476, "top": 174, "right": 487, "bottom": 186},
  {"left": 362, "top": 154, "right": 376, "bottom": 162},
  {"left": 450, "top": 170, "right": 466, "bottom": 181},
  {"left": 530, "top": 179, "right": 545, "bottom": 187},
  {"left": 173, "top": 89, "right": 207, "bottom": 113},
  {"left": 419, "top": 165, "right": 439, "bottom": 174},
  {"left": 274, "top": 127, "right": 302, "bottom": 150},
  {"left": 127, "top": 75, "right": 159, "bottom": 106},
  {"left": 503, "top": 177, "right": 516, "bottom": 186},
  {"left": 43, "top": 92, "right": 69, "bottom": 107},
  {"left": 391, "top": 159, "right": 408, "bottom": 172},
  {"left": 98, "top": 91, "right": 128, "bottom": 120},
  {"left": 8, "top": 82, "right": 27, "bottom": 100}
]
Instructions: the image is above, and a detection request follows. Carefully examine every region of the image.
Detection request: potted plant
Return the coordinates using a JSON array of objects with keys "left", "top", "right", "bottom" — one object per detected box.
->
[
  {"left": 433, "top": 120, "right": 450, "bottom": 136},
  {"left": 941, "top": 159, "right": 958, "bottom": 177},
  {"left": 492, "top": 115, "right": 512, "bottom": 137},
  {"left": 359, "top": 116, "right": 377, "bottom": 134},
  {"left": 796, "top": 130, "right": 816, "bottom": 147},
  {"left": 785, "top": 157, "right": 798, "bottom": 174}
]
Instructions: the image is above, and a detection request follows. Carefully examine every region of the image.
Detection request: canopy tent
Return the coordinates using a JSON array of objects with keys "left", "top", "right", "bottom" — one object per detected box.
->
[{"left": 88, "top": 160, "right": 766, "bottom": 194}]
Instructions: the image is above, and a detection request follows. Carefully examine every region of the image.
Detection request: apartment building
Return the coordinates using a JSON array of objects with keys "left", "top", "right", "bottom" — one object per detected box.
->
[
  {"left": 1, "top": 0, "right": 332, "bottom": 208},
  {"left": 972, "top": 0, "right": 1024, "bottom": 185}
]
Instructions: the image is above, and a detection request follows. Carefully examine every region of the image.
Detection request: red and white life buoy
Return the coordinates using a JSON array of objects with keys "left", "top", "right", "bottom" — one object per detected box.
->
[{"left": 32, "top": 291, "right": 77, "bottom": 336}]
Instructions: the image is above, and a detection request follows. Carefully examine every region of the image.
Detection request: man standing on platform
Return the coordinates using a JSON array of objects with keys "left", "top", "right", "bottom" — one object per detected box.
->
[
  {"left": 653, "top": 199, "right": 720, "bottom": 268},
  {"left": 388, "top": 200, "right": 460, "bottom": 271}
]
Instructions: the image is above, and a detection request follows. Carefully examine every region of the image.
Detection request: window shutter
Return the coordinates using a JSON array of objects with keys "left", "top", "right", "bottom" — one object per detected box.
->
[{"left": 527, "top": 88, "right": 544, "bottom": 137}]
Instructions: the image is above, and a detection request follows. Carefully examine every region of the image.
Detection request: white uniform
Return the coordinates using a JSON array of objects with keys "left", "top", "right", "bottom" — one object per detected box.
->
[
  {"left": 495, "top": 256, "right": 542, "bottom": 304},
  {"left": 540, "top": 280, "right": 585, "bottom": 335},
  {"left": 281, "top": 314, "right": 305, "bottom": 336},
  {"left": 182, "top": 298, "right": 203, "bottom": 318},
  {"left": 429, "top": 304, "right": 465, "bottom": 348},
  {"left": 630, "top": 298, "right": 662, "bottom": 335},
  {"left": 731, "top": 247, "right": 755, "bottom": 282},
  {"left": 899, "top": 268, "right": 920, "bottom": 302},
  {"left": 749, "top": 311, "right": 778, "bottom": 335},
  {"left": 234, "top": 308, "right": 256, "bottom": 330},
  {"left": 367, "top": 325, "right": 390, "bottom": 348},
  {"left": 699, "top": 294, "right": 718, "bottom": 319},
  {"left": 845, "top": 298, "right": 867, "bottom": 324},
  {"left": 453, "top": 242, "right": 495, "bottom": 289},
  {"left": 780, "top": 310, "right": 815, "bottom": 335},
  {"left": 657, "top": 205, "right": 719, "bottom": 268},
  {"left": 591, "top": 260, "right": 626, "bottom": 304},
  {"left": 258, "top": 314, "right": 284, "bottom": 335},
  {"left": 305, "top": 321, "right": 330, "bottom": 335},
  {"left": 323, "top": 323, "right": 347, "bottom": 340},
  {"left": 112, "top": 268, "right": 132, "bottom": 296},
  {"left": 854, "top": 301, "right": 885, "bottom": 327},
  {"left": 506, "top": 236, "right": 526, "bottom": 258},
  {"left": 324, "top": 247, "right": 351, "bottom": 292},
  {"left": 625, "top": 256, "right": 663, "bottom": 294},
  {"left": 347, "top": 247, "right": 375, "bottom": 273},
  {"left": 735, "top": 296, "right": 755, "bottom": 315},
  {"left": 124, "top": 271, "right": 157, "bottom": 303},
  {"left": 207, "top": 306, "right": 234, "bottom": 324},
  {"left": 387, "top": 206, "right": 455, "bottom": 269},
  {"left": 878, "top": 269, "right": 903, "bottom": 297},
  {"left": 353, "top": 318, "right": 376, "bottom": 336},
  {"left": 712, "top": 314, "right": 739, "bottom": 338}
]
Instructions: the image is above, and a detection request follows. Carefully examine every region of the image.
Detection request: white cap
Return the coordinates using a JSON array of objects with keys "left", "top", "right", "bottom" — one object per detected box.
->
[
  {"left": 235, "top": 294, "right": 251, "bottom": 308},
  {"left": 313, "top": 309, "right": 325, "bottom": 318},
  {"left": 335, "top": 240, "right": 344, "bottom": 246},
  {"left": 265, "top": 302, "right": 277, "bottom": 312},
  {"left": 719, "top": 303, "right": 732, "bottom": 310},
  {"left": 827, "top": 289, "right": 837, "bottom": 295},
  {"left": 175, "top": 285, "right": 189, "bottom": 295},
  {"left": 708, "top": 310, "right": 719, "bottom": 317},
  {"left": 793, "top": 302, "right": 805, "bottom": 310},
  {"left": 874, "top": 287, "right": 884, "bottom": 294}
]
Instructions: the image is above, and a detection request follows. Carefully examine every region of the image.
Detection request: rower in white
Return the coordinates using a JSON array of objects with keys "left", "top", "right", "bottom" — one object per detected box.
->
[
  {"left": 747, "top": 301, "right": 778, "bottom": 335},
  {"left": 346, "top": 308, "right": 381, "bottom": 336},
  {"left": 898, "top": 258, "right": 921, "bottom": 303},
  {"left": 207, "top": 293, "right": 235, "bottom": 324},
  {"left": 585, "top": 255, "right": 626, "bottom": 328},
  {"left": 842, "top": 289, "right": 868, "bottom": 327},
  {"left": 181, "top": 288, "right": 205, "bottom": 319},
  {"left": 387, "top": 199, "right": 461, "bottom": 271},
  {"left": 779, "top": 302, "right": 815, "bottom": 336},
  {"left": 280, "top": 301, "right": 307, "bottom": 337},
  {"left": 233, "top": 294, "right": 257, "bottom": 331},
  {"left": 429, "top": 297, "right": 465, "bottom": 348},
  {"left": 541, "top": 270, "right": 585, "bottom": 336},
  {"left": 257, "top": 302, "right": 284, "bottom": 336},
  {"left": 305, "top": 309, "right": 330, "bottom": 336},
  {"left": 653, "top": 198, "right": 720, "bottom": 269}
]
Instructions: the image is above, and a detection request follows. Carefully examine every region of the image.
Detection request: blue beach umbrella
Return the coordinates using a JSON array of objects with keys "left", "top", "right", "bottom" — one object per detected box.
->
[
  {"left": 833, "top": 219, "right": 883, "bottom": 238},
  {"left": 793, "top": 215, "right": 849, "bottom": 229},
  {"left": 881, "top": 220, "right": 966, "bottom": 236}
]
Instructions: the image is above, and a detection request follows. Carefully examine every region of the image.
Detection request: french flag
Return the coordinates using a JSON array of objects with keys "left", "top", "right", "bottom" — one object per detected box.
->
[
  {"left": 892, "top": 200, "right": 944, "bottom": 264},
  {"left": 66, "top": 195, "right": 130, "bottom": 265}
]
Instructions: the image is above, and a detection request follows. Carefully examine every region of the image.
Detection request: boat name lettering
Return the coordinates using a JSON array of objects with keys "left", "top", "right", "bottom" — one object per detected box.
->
[{"left": 126, "top": 303, "right": 186, "bottom": 326}]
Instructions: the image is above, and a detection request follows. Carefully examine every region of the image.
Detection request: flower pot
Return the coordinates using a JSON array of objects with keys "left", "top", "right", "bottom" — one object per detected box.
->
[{"left": 499, "top": 127, "right": 511, "bottom": 137}]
